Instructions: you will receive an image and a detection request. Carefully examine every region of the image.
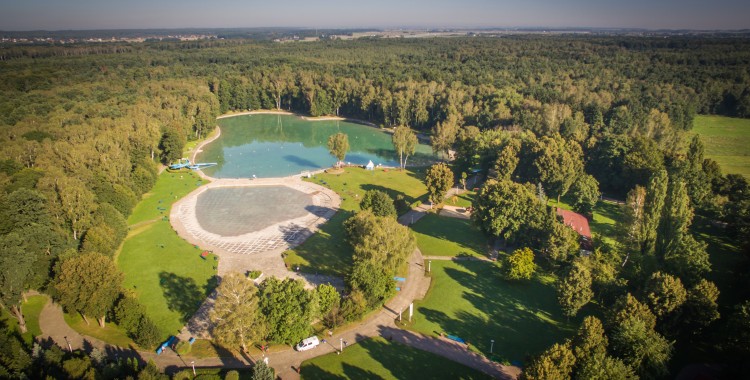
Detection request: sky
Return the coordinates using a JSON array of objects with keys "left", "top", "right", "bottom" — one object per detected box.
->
[{"left": 1, "top": 0, "right": 748, "bottom": 31}]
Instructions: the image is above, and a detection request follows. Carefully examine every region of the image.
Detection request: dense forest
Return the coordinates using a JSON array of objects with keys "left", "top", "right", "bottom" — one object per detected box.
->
[{"left": 1, "top": 35, "right": 749, "bottom": 378}]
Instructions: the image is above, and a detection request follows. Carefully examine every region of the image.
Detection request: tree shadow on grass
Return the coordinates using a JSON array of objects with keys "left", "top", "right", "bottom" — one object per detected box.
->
[
  {"left": 159, "top": 272, "right": 216, "bottom": 322},
  {"left": 300, "top": 364, "right": 347, "bottom": 380},
  {"left": 417, "top": 261, "right": 577, "bottom": 363},
  {"left": 411, "top": 214, "right": 488, "bottom": 256},
  {"left": 356, "top": 337, "right": 491, "bottom": 380}
]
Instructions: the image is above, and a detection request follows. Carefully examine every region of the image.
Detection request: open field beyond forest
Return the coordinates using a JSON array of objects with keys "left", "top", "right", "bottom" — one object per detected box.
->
[
  {"left": 692, "top": 115, "right": 750, "bottom": 178},
  {"left": 410, "top": 260, "right": 579, "bottom": 366},
  {"left": 300, "top": 336, "right": 491, "bottom": 380},
  {"left": 118, "top": 171, "right": 218, "bottom": 339},
  {"left": 284, "top": 167, "right": 429, "bottom": 276}
]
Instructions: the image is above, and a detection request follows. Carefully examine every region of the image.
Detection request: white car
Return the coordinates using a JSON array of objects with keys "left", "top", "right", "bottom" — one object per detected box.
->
[{"left": 295, "top": 336, "right": 320, "bottom": 351}]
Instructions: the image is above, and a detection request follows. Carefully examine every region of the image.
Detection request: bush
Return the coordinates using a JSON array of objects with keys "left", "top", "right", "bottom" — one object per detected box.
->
[
  {"left": 246, "top": 270, "right": 262, "bottom": 279},
  {"left": 503, "top": 247, "right": 536, "bottom": 281},
  {"left": 360, "top": 190, "right": 397, "bottom": 218},
  {"left": 225, "top": 370, "right": 240, "bottom": 380},
  {"left": 133, "top": 316, "right": 162, "bottom": 348}
]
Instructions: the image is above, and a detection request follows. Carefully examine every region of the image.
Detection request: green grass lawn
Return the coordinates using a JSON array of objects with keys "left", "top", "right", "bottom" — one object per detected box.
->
[
  {"left": 117, "top": 220, "right": 218, "bottom": 338},
  {"left": 127, "top": 170, "right": 207, "bottom": 226},
  {"left": 692, "top": 115, "right": 750, "bottom": 178},
  {"left": 412, "top": 213, "right": 487, "bottom": 258},
  {"left": 446, "top": 190, "right": 476, "bottom": 208},
  {"left": 21, "top": 294, "right": 48, "bottom": 338},
  {"left": 410, "top": 260, "right": 577, "bottom": 365},
  {"left": 284, "top": 167, "right": 429, "bottom": 276},
  {"left": 300, "top": 336, "right": 490, "bottom": 380},
  {"left": 63, "top": 312, "right": 135, "bottom": 348}
]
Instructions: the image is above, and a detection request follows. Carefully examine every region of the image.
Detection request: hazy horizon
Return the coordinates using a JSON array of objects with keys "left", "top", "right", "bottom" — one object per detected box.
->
[{"left": 1, "top": 0, "right": 749, "bottom": 32}]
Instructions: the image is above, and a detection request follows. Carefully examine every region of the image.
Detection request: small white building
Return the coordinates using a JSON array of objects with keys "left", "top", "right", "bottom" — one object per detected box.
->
[{"left": 365, "top": 160, "right": 375, "bottom": 170}]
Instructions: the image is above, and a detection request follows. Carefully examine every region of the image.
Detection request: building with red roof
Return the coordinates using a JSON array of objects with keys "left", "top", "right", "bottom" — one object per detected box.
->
[{"left": 556, "top": 208, "right": 593, "bottom": 252}]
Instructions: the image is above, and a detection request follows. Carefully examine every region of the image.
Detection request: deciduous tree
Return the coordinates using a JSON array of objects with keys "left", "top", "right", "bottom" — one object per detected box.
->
[
  {"left": 425, "top": 162, "right": 454, "bottom": 206},
  {"left": 258, "top": 277, "right": 316, "bottom": 345},
  {"left": 558, "top": 260, "right": 593, "bottom": 317},
  {"left": 392, "top": 126, "right": 418, "bottom": 169},
  {"left": 503, "top": 247, "right": 536, "bottom": 281},
  {"left": 359, "top": 190, "right": 397, "bottom": 218},
  {"left": 327, "top": 132, "right": 349, "bottom": 167},
  {"left": 210, "top": 272, "right": 265, "bottom": 353},
  {"left": 54, "top": 252, "right": 123, "bottom": 327},
  {"left": 645, "top": 271, "right": 687, "bottom": 318}
]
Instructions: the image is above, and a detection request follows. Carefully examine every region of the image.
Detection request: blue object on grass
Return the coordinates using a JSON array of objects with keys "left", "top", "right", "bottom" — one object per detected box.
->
[
  {"left": 446, "top": 334, "right": 466, "bottom": 344},
  {"left": 396, "top": 287, "right": 401, "bottom": 291},
  {"left": 393, "top": 277, "right": 406, "bottom": 282}
]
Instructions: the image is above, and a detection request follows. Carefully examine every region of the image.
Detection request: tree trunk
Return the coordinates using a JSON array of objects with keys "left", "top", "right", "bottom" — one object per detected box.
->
[
  {"left": 403, "top": 155, "right": 410, "bottom": 170},
  {"left": 98, "top": 315, "right": 106, "bottom": 327},
  {"left": 557, "top": 194, "right": 561, "bottom": 204},
  {"left": 399, "top": 151, "right": 404, "bottom": 169},
  {"left": 11, "top": 305, "right": 27, "bottom": 334},
  {"left": 81, "top": 313, "right": 90, "bottom": 325}
]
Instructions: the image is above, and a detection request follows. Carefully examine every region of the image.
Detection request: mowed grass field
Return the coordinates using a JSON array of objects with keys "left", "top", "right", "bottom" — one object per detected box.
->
[
  {"left": 300, "top": 336, "right": 491, "bottom": 380},
  {"left": 692, "top": 115, "right": 750, "bottom": 178},
  {"left": 284, "top": 167, "right": 429, "bottom": 276},
  {"left": 412, "top": 213, "right": 488, "bottom": 258},
  {"left": 118, "top": 171, "right": 218, "bottom": 339},
  {"left": 410, "top": 260, "right": 577, "bottom": 366}
]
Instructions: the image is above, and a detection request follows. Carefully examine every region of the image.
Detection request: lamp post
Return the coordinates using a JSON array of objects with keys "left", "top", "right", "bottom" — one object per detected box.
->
[
  {"left": 428, "top": 260, "right": 431, "bottom": 273},
  {"left": 340, "top": 338, "right": 343, "bottom": 352},
  {"left": 191, "top": 361, "right": 195, "bottom": 376},
  {"left": 490, "top": 339, "right": 495, "bottom": 354},
  {"left": 63, "top": 336, "right": 72, "bottom": 352}
]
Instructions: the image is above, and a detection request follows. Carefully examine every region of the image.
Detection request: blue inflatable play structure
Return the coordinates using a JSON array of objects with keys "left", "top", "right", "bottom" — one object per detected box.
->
[{"left": 169, "top": 158, "right": 217, "bottom": 171}]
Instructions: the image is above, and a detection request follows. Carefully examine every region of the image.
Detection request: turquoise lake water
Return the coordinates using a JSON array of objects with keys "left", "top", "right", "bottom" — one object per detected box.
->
[{"left": 196, "top": 114, "right": 434, "bottom": 178}]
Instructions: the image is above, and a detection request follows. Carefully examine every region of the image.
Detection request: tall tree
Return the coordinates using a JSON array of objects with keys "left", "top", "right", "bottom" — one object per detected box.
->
[
  {"left": 679, "top": 279, "right": 719, "bottom": 334},
  {"left": 159, "top": 130, "right": 185, "bottom": 165},
  {"left": 327, "top": 132, "right": 349, "bottom": 168},
  {"left": 345, "top": 211, "right": 416, "bottom": 275},
  {"left": 0, "top": 232, "right": 36, "bottom": 333},
  {"left": 641, "top": 170, "right": 668, "bottom": 257},
  {"left": 391, "top": 126, "right": 418, "bottom": 169},
  {"left": 431, "top": 115, "right": 460, "bottom": 157},
  {"left": 657, "top": 179, "right": 693, "bottom": 260},
  {"left": 209, "top": 272, "right": 265, "bottom": 353},
  {"left": 531, "top": 136, "right": 584, "bottom": 202},
  {"left": 644, "top": 271, "right": 687, "bottom": 318},
  {"left": 54, "top": 252, "right": 123, "bottom": 327},
  {"left": 472, "top": 179, "right": 546, "bottom": 243},
  {"left": 258, "top": 277, "right": 316, "bottom": 345},
  {"left": 424, "top": 162, "right": 454, "bottom": 206},
  {"left": 570, "top": 173, "right": 600, "bottom": 216},
  {"left": 558, "top": 260, "right": 594, "bottom": 318},
  {"left": 522, "top": 341, "right": 576, "bottom": 380},
  {"left": 617, "top": 186, "right": 646, "bottom": 269}
]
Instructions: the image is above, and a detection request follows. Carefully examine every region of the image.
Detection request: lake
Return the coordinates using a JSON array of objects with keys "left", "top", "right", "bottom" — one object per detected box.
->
[{"left": 196, "top": 114, "right": 434, "bottom": 178}]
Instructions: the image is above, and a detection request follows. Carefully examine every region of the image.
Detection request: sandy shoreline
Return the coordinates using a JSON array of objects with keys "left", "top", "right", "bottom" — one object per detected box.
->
[{"left": 216, "top": 109, "right": 381, "bottom": 129}]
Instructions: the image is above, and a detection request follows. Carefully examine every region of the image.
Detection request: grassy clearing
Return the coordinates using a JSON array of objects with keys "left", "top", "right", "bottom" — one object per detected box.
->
[
  {"left": 410, "top": 260, "right": 577, "bottom": 365},
  {"left": 284, "top": 167, "right": 428, "bottom": 276},
  {"left": 117, "top": 220, "right": 218, "bottom": 338},
  {"left": 446, "top": 190, "right": 476, "bottom": 208},
  {"left": 63, "top": 312, "right": 135, "bottom": 347},
  {"left": 127, "top": 170, "right": 207, "bottom": 226},
  {"left": 22, "top": 294, "right": 48, "bottom": 338},
  {"left": 300, "top": 336, "right": 490, "bottom": 380},
  {"left": 692, "top": 115, "right": 750, "bottom": 178},
  {"left": 412, "top": 213, "right": 487, "bottom": 258}
]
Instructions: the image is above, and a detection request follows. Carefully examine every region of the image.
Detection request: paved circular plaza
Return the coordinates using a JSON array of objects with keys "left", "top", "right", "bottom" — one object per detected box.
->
[{"left": 170, "top": 176, "right": 340, "bottom": 256}]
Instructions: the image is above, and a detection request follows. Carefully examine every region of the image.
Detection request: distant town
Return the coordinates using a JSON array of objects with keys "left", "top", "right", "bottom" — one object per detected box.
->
[{"left": 2, "top": 27, "right": 749, "bottom": 45}]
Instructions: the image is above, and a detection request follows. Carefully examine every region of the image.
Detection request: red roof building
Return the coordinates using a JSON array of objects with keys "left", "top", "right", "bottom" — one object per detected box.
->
[{"left": 556, "top": 208, "right": 593, "bottom": 251}]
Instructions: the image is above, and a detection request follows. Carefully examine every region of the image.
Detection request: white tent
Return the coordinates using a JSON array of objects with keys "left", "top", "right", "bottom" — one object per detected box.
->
[{"left": 365, "top": 160, "right": 375, "bottom": 170}]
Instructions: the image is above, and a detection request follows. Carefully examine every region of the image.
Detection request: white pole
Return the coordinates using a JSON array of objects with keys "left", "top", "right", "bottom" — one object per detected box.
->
[
  {"left": 64, "top": 336, "right": 72, "bottom": 352},
  {"left": 191, "top": 361, "right": 196, "bottom": 376},
  {"left": 428, "top": 260, "right": 431, "bottom": 273},
  {"left": 340, "top": 338, "right": 343, "bottom": 352}
]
